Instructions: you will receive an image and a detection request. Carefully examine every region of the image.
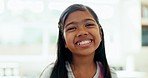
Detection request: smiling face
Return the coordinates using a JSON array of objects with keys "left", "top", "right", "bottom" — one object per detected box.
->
[{"left": 63, "top": 10, "right": 101, "bottom": 57}]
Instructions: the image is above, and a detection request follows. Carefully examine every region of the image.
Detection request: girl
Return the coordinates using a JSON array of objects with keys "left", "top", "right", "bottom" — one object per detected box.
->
[{"left": 40, "top": 4, "right": 117, "bottom": 78}]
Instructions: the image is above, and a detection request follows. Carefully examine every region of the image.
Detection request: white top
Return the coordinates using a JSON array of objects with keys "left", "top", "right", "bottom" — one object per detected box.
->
[{"left": 40, "top": 62, "right": 118, "bottom": 78}]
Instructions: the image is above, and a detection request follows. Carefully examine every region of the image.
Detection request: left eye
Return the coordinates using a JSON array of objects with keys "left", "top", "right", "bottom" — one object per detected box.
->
[{"left": 85, "top": 23, "right": 95, "bottom": 27}]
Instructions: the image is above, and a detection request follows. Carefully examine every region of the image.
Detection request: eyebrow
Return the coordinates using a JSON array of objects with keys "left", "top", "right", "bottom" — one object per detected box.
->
[
  {"left": 65, "top": 22, "right": 77, "bottom": 28},
  {"left": 65, "top": 18, "right": 96, "bottom": 28}
]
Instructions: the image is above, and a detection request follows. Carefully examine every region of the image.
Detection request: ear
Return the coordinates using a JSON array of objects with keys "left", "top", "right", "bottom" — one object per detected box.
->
[
  {"left": 99, "top": 27, "right": 102, "bottom": 41},
  {"left": 65, "top": 44, "right": 67, "bottom": 48},
  {"left": 99, "top": 27, "right": 102, "bottom": 35}
]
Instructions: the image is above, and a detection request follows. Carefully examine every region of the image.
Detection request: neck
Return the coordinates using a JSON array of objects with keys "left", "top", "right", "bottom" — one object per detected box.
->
[
  {"left": 70, "top": 53, "right": 97, "bottom": 78},
  {"left": 71, "top": 52, "right": 96, "bottom": 69}
]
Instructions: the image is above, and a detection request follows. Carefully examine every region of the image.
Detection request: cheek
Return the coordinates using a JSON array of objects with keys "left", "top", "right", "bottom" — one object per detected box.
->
[
  {"left": 98, "top": 33, "right": 102, "bottom": 42},
  {"left": 96, "top": 35, "right": 101, "bottom": 42},
  {"left": 94, "top": 31, "right": 102, "bottom": 44},
  {"left": 64, "top": 33, "right": 74, "bottom": 46}
]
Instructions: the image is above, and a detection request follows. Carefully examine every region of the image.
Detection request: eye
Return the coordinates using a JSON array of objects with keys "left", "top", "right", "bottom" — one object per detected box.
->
[
  {"left": 66, "top": 27, "right": 76, "bottom": 32},
  {"left": 85, "top": 23, "right": 95, "bottom": 27}
]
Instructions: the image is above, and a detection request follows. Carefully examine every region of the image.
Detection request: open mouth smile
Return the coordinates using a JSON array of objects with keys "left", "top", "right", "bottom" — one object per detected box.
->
[{"left": 76, "top": 39, "right": 93, "bottom": 47}]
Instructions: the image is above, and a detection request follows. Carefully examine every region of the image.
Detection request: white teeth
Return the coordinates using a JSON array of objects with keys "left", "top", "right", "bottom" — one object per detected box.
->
[{"left": 78, "top": 40, "right": 91, "bottom": 45}]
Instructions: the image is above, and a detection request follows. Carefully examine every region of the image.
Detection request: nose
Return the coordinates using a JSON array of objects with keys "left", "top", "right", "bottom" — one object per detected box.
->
[{"left": 76, "top": 27, "right": 88, "bottom": 37}]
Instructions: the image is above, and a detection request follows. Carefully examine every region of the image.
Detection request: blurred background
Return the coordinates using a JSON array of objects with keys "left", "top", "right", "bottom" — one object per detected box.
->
[{"left": 0, "top": 0, "right": 147, "bottom": 78}]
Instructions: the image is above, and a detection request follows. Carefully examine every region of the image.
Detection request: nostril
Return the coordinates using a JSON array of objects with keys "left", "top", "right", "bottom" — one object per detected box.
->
[{"left": 84, "top": 33, "right": 88, "bottom": 35}]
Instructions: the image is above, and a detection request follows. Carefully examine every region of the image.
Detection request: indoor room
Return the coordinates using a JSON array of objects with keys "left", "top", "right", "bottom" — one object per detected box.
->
[{"left": 0, "top": 0, "right": 148, "bottom": 78}]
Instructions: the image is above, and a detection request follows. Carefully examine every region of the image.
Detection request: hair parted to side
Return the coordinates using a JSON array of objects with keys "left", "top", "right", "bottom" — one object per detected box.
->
[{"left": 50, "top": 4, "right": 111, "bottom": 78}]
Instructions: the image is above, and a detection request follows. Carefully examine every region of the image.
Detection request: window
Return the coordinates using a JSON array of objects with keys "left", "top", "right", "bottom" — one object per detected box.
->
[{"left": 142, "top": 26, "right": 148, "bottom": 46}]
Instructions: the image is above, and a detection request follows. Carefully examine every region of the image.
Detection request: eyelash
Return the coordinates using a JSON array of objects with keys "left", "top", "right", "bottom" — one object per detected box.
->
[
  {"left": 66, "top": 27, "right": 76, "bottom": 31},
  {"left": 66, "top": 23, "right": 95, "bottom": 31},
  {"left": 85, "top": 23, "right": 95, "bottom": 27}
]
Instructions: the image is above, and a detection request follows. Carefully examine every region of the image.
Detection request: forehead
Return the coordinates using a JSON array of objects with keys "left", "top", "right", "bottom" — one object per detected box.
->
[{"left": 65, "top": 10, "right": 94, "bottom": 23}]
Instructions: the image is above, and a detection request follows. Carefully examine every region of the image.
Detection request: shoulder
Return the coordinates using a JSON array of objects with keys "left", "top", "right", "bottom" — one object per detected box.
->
[
  {"left": 39, "top": 63, "right": 54, "bottom": 78},
  {"left": 110, "top": 67, "right": 118, "bottom": 78}
]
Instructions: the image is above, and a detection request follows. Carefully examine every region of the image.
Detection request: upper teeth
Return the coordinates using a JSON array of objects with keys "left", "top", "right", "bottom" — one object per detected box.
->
[{"left": 78, "top": 40, "right": 91, "bottom": 45}]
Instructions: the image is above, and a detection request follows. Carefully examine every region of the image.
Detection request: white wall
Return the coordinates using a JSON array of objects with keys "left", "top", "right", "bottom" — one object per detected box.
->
[{"left": 118, "top": 0, "right": 141, "bottom": 70}]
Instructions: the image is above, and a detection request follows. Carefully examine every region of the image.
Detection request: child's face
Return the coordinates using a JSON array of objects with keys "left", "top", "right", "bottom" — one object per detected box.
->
[{"left": 63, "top": 10, "right": 101, "bottom": 56}]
